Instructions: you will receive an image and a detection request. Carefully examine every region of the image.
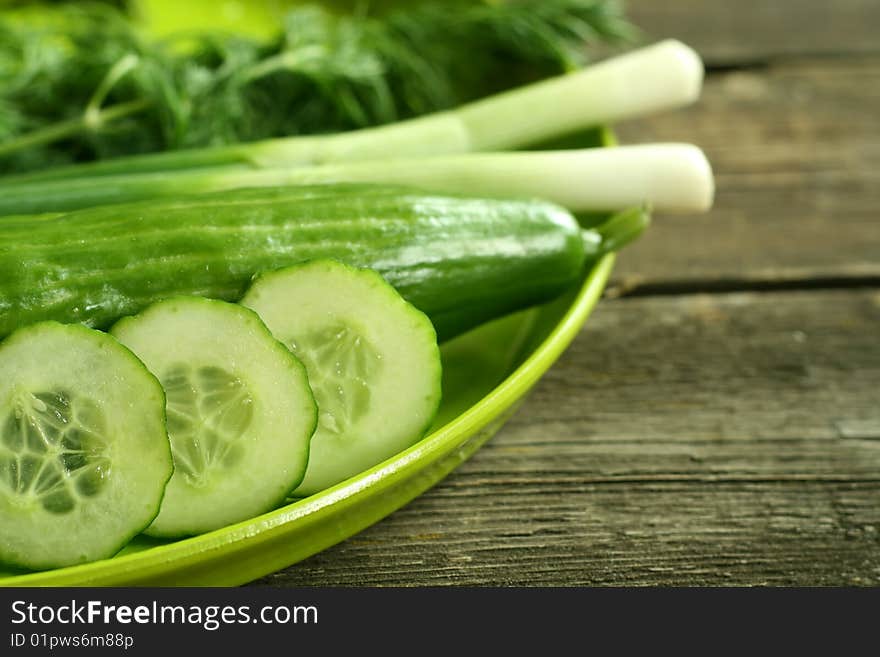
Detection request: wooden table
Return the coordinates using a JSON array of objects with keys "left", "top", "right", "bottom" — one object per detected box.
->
[{"left": 256, "top": 0, "right": 880, "bottom": 586}]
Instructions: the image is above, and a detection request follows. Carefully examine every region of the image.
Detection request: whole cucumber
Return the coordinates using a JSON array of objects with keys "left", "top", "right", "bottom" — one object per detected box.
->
[{"left": 0, "top": 184, "right": 607, "bottom": 341}]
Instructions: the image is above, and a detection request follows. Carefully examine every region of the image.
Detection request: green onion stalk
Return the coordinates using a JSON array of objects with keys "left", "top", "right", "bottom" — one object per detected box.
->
[
  {"left": 0, "top": 40, "right": 703, "bottom": 187},
  {"left": 0, "top": 143, "right": 714, "bottom": 216}
]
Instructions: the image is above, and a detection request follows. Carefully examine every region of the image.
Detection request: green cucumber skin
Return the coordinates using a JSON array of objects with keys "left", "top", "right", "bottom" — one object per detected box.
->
[{"left": 0, "top": 185, "right": 587, "bottom": 342}]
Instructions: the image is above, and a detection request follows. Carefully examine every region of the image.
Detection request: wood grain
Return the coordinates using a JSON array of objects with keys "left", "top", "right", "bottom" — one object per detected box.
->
[
  {"left": 626, "top": 0, "right": 880, "bottom": 65},
  {"left": 612, "top": 57, "right": 880, "bottom": 290},
  {"left": 255, "top": 290, "right": 880, "bottom": 586}
]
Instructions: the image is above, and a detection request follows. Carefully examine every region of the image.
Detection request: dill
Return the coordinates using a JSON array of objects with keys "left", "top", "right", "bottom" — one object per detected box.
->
[{"left": 0, "top": 0, "right": 633, "bottom": 175}]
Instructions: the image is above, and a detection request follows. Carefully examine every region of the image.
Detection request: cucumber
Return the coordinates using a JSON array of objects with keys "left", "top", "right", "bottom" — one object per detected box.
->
[
  {"left": 0, "top": 322, "right": 172, "bottom": 570},
  {"left": 110, "top": 297, "right": 317, "bottom": 537},
  {"left": 241, "top": 260, "right": 442, "bottom": 496},
  {"left": 0, "top": 184, "right": 592, "bottom": 342}
]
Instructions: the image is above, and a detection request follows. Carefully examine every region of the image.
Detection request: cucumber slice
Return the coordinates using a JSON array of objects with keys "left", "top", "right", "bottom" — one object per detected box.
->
[
  {"left": 111, "top": 297, "right": 317, "bottom": 537},
  {"left": 0, "top": 322, "right": 172, "bottom": 570},
  {"left": 241, "top": 260, "right": 442, "bottom": 497}
]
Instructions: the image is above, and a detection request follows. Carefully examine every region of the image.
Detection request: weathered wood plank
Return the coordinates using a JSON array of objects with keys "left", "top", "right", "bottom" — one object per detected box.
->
[
  {"left": 254, "top": 289, "right": 880, "bottom": 586},
  {"left": 626, "top": 0, "right": 880, "bottom": 65},
  {"left": 613, "top": 57, "right": 880, "bottom": 289}
]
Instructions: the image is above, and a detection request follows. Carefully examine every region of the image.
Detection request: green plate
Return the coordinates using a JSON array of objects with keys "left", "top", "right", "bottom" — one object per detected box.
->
[
  {"left": 0, "top": 254, "right": 614, "bottom": 586},
  {"left": 1, "top": 122, "right": 617, "bottom": 586}
]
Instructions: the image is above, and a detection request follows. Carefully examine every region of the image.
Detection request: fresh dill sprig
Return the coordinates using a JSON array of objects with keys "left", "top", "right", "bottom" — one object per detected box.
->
[{"left": 0, "top": 0, "right": 633, "bottom": 175}]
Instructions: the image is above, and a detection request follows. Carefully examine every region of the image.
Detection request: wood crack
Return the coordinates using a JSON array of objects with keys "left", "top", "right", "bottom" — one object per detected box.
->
[{"left": 608, "top": 275, "right": 880, "bottom": 299}]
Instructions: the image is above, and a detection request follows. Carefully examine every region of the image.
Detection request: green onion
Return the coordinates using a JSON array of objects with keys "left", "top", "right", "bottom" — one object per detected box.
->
[
  {"left": 0, "top": 40, "right": 703, "bottom": 185},
  {"left": 0, "top": 144, "right": 714, "bottom": 215}
]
